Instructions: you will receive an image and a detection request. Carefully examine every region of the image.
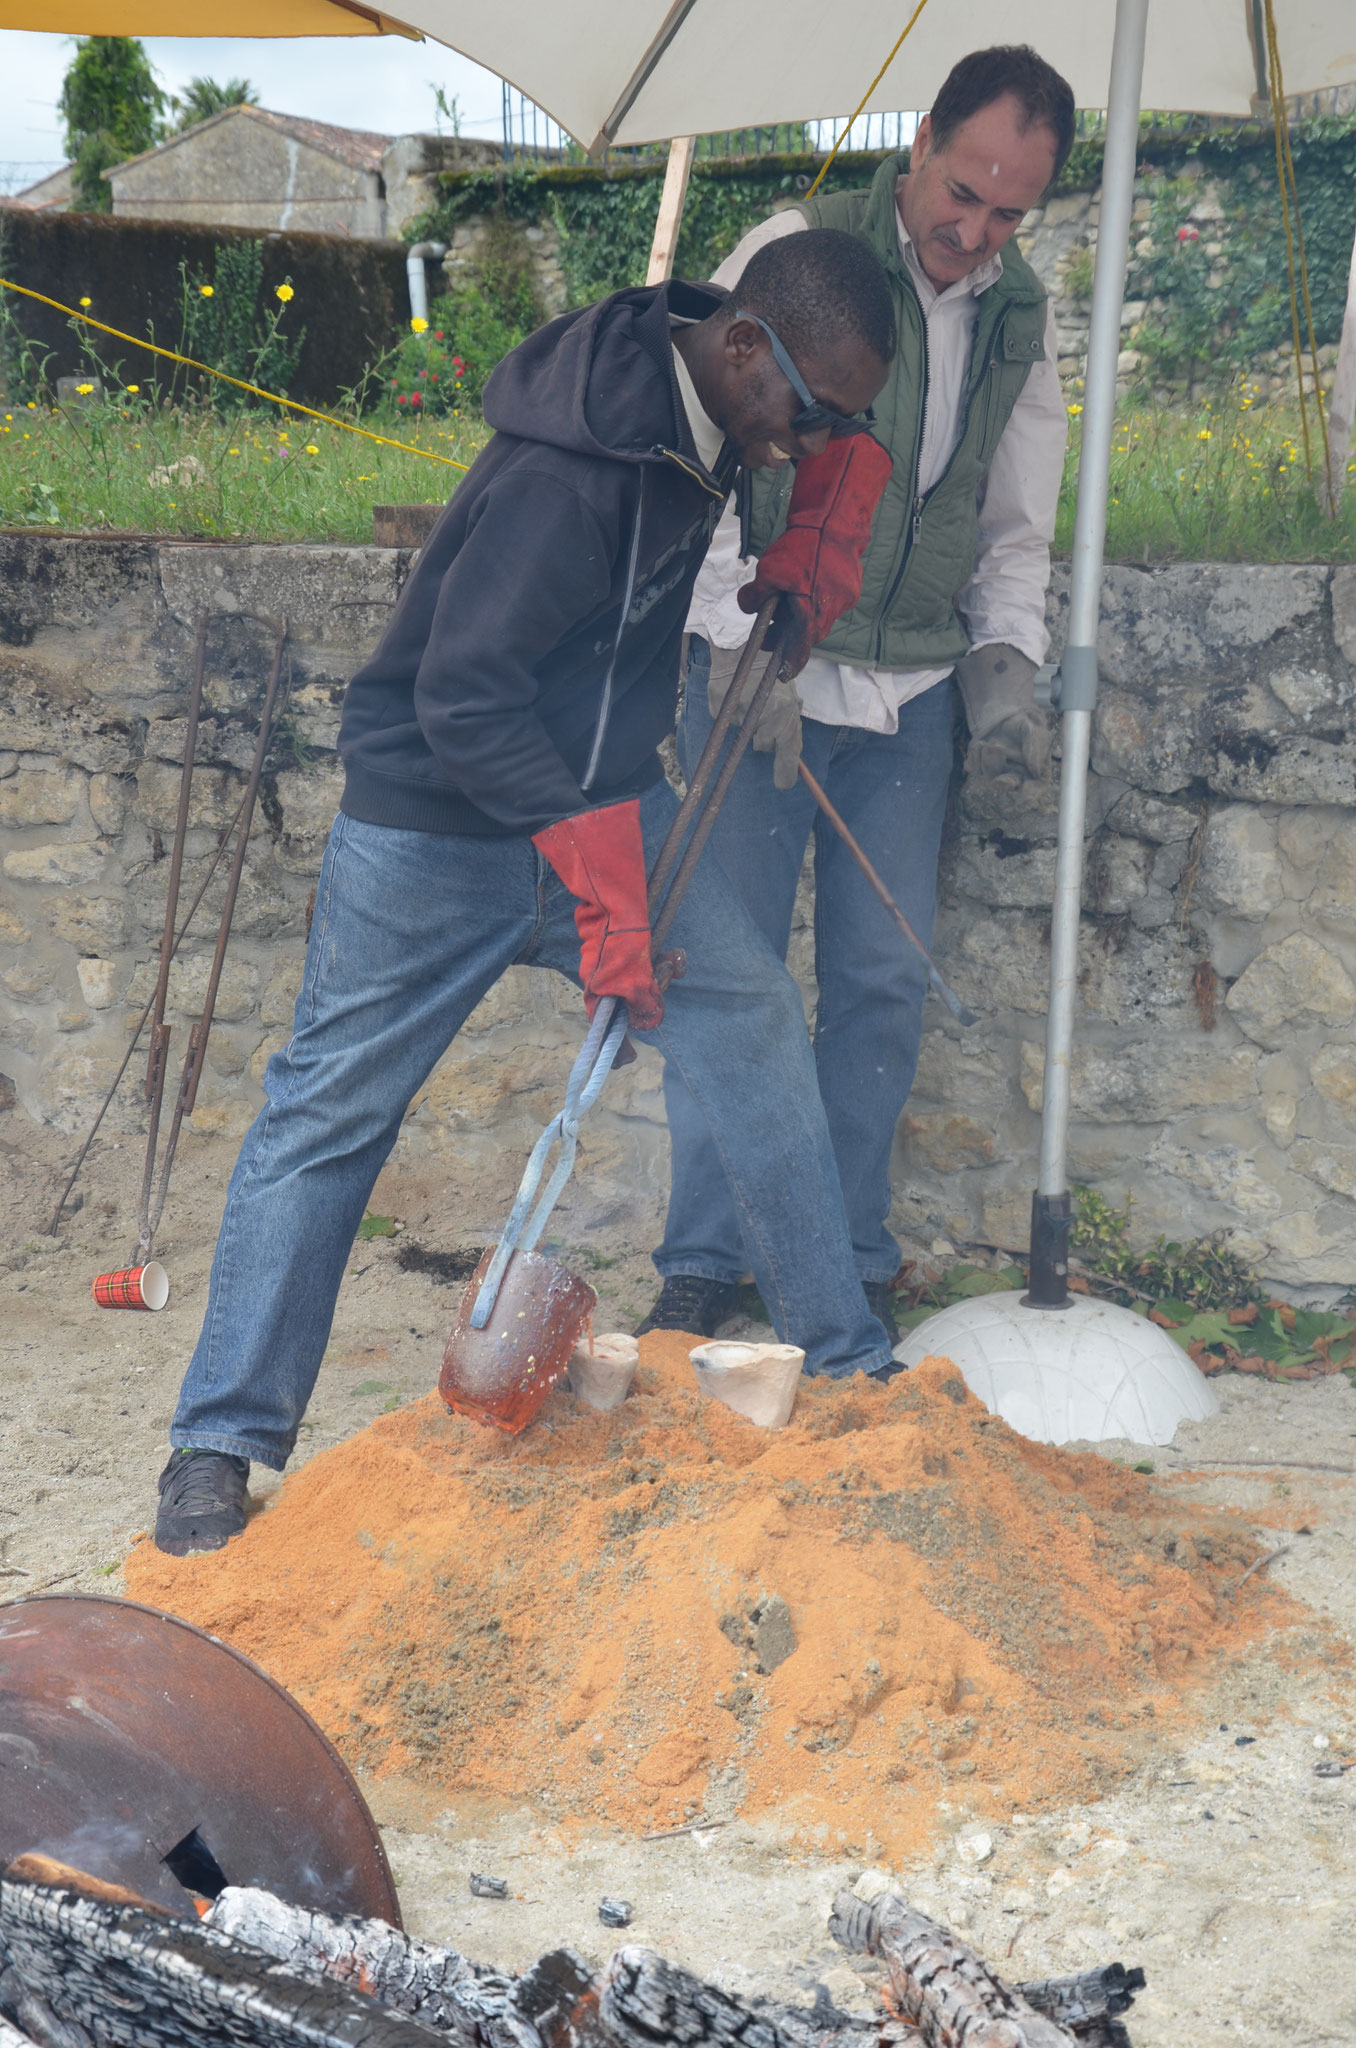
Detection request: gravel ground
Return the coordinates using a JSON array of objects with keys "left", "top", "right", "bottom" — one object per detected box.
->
[{"left": 2, "top": 1103, "right": 1354, "bottom": 2047}]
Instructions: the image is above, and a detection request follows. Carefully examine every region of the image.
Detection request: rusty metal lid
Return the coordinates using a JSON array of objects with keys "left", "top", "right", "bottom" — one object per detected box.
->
[{"left": 0, "top": 1594, "right": 400, "bottom": 1925}]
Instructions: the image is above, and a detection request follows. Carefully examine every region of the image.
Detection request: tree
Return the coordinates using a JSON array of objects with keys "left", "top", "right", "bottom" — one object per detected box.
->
[
  {"left": 59, "top": 37, "right": 165, "bottom": 212},
  {"left": 170, "top": 77, "right": 259, "bottom": 133}
]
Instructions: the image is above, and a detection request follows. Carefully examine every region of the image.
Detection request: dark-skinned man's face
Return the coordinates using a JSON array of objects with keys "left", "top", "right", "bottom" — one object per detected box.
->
[
  {"left": 711, "top": 320, "right": 888, "bottom": 471},
  {"left": 900, "top": 92, "right": 1058, "bottom": 292}
]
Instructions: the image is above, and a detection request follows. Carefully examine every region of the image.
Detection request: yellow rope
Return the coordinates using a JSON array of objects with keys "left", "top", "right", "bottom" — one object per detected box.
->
[
  {"left": 0, "top": 277, "right": 470, "bottom": 470},
  {"left": 804, "top": 0, "right": 933, "bottom": 201},
  {"left": 1261, "top": 0, "right": 1331, "bottom": 493}
]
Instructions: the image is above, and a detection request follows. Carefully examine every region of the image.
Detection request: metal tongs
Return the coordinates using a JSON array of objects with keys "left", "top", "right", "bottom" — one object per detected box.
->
[{"left": 469, "top": 598, "right": 976, "bottom": 1329}]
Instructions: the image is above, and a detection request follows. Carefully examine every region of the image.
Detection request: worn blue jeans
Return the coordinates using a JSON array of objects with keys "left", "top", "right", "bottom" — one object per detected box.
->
[
  {"left": 656, "top": 638, "right": 955, "bottom": 1289},
  {"left": 171, "top": 780, "right": 893, "bottom": 1467}
]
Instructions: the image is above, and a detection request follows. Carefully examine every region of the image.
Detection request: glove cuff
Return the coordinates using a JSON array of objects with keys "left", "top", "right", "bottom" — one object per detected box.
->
[{"left": 954, "top": 643, "right": 1038, "bottom": 741}]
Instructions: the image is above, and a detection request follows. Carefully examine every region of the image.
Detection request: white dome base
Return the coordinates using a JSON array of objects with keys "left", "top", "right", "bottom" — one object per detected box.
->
[{"left": 894, "top": 1290, "right": 1219, "bottom": 1446}]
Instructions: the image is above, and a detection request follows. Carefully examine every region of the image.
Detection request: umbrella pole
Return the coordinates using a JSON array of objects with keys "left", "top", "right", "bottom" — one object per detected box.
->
[
  {"left": 646, "top": 135, "right": 696, "bottom": 283},
  {"left": 1025, "top": 0, "right": 1149, "bottom": 1307}
]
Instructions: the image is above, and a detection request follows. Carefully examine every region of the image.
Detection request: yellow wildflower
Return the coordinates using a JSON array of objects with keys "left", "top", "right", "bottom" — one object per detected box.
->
[
  {"left": 79, "top": 295, "right": 91, "bottom": 308},
  {"left": 410, "top": 315, "right": 429, "bottom": 335},
  {"left": 126, "top": 383, "right": 139, "bottom": 393},
  {"left": 305, "top": 443, "right": 319, "bottom": 454},
  {"left": 228, "top": 447, "right": 239, "bottom": 455},
  {"left": 200, "top": 284, "right": 214, "bottom": 297},
  {"left": 275, "top": 283, "right": 294, "bottom": 303},
  {"left": 75, "top": 382, "right": 94, "bottom": 396},
  {"left": 1197, "top": 429, "right": 1211, "bottom": 440},
  {"left": 1066, "top": 403, "right": 1083, "bottom": 416}
]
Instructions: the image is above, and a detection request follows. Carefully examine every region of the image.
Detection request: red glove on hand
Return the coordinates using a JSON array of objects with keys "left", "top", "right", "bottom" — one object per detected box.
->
[
  {"left": 531, "top": 799, "right": 665, "bottom": 1031},
  {"left": 738, "top": 435, "right": 894, "bottom": 673}
]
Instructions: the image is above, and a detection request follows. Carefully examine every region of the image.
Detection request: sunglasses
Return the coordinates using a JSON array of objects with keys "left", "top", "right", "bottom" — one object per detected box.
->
[{"left": 735, "top": 310, "right": 875, "bottom": 440}]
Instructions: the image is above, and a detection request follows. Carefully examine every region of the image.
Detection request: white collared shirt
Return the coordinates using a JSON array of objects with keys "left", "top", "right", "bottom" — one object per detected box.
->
[
  {"left": 685, "top": 191, "right": 1066, "bottom": 734},
  {"left": 670, "top": 323, "right": 726, "bottom": 474}
]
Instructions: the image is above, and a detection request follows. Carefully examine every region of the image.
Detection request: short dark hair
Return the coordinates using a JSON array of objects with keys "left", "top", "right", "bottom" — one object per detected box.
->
[
  {"left": 929, "top": 45, "right": 1076, "bottom": 182},
  {"left": 732, "top": 227, "right": 896, "bottom": 369}
]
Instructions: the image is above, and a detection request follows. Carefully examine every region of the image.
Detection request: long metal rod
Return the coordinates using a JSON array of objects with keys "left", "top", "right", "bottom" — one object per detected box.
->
[
  {"left": 137, "top": 628, "right": 288, "bottom": 1263},
  {"left": 797, "top": 762, "right": 977, "bottom": 1027},
  {"left": 135, "top": 617, "right": 208, "bottom": 1260},
  {"left": 1036, "top": 0, "right": 1148, "bottom": 1202}
]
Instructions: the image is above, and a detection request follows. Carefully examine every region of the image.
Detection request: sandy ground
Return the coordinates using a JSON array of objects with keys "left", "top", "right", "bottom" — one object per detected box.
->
[{"left": 2, "top": 1101, "right": 1355, "bottom": 2047}]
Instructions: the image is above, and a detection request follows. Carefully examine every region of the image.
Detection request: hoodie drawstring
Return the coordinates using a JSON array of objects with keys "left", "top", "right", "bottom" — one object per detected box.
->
[{"left": 581, "top": 473, "right": 645, "bottom": 793}]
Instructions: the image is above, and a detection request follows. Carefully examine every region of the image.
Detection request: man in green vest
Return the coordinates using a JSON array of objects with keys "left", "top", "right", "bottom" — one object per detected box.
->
[{"left": 640, "top": 45, "right": 1075, "bottom": 1343}]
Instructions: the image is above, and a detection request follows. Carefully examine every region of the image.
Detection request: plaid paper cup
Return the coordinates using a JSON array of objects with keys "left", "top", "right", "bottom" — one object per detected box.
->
[{"left": 92, "top": 1261, "right": 169, "bottom": 1312}]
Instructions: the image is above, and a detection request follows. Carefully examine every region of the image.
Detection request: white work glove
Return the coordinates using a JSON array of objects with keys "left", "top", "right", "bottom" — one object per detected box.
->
[
  {"left": 955, "top": 642, "right": 1052, "bottom": 800},
  {"left": 704, "top": 638, "right": 803, "bottom": 793}
]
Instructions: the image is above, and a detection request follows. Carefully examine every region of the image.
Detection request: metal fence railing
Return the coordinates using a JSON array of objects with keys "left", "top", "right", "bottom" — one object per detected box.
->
[{"left": 497, "top": 87, "right": 921, "bottom": 166}]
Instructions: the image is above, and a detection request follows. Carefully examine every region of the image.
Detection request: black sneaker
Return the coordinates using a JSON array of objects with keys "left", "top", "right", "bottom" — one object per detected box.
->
[
  {"left": 864, "top": 1280, "right": 900, "bottom": 1343},
  {"left": 155, "top": 1449, "right": 251, "bottom": 1557},
  {"left": 634, "top": 1275, "right": 743, "bottom": 1339}
]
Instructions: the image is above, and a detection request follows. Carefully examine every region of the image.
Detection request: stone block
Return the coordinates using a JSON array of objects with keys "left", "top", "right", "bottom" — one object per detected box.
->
[
  {"left": 1310, "top": 1043, "right": 1356, "bottom": 1111},
  {"left": 1019, "top": 1036, "right": 1261, "bottom": 1121},
  {"left": 1146, "top": 1136, "right": 1285, "bottom": 1216},
  {"left": 125, "top": 952, "right": 261, "bottom": 1021},
  {"left": 1206, "top": 732, "right": 1356, "bottom": 809},
  {"left": 1277, "top": 805, "right": 1340, "bottom": 872},
  {"left": 0, "top": 906, "right": 31, "bottom": 943},
  {"left": 911, "top": 1032, "right": 1012, "bottom": 1119},
  {"left": 133, "top": 758, "right": 240, "bottom": 832},
  {"left": 1194, "top": 806, "right": 1285, "bottom": 918},
  {"left": 37, "top": 1044, "right": 125, "bottom": 1133},
  {"left": 88, "top": 772, "right": 130, "bottom": 835},
  {"left": 940, "top": 909, "right": 1048, "bottom": 1014},
  {"left": 158, "top": 545, "right": 401, "bottom": 670},
  {"left": 260, "top": 957, "right": 304, "bottom": 1028},
  {"left": 1093, "top": 834, "right": 1154, "bottom": 915},
  {"left": 1102, "top": 791, "right": 1199, "bottom": 842},
  {"left": 414, "top": 1042, "right": 569, "bottom": 1132},
  {"left": 1225, "top": 932, "right": 1356, "bottom": 1047},
  {"left": 2, "top": 959, "right": 61, "bottom": 1002},
  {"left": 953, "top": 834, "right": 1059, "bottom": 910},
  {"left": 0, "top": 698, "right": 137, "bottom": 774},
  {"left": 3, "top": 842, "right": 107, "bottom": 886},
  {"left": 0, "top": 766, "right": 85, "bottom": 828},
  {"left": 270, "top": 765, "right": 344, "bottom": 874},
  {"left": 46, "top": 893, "right": 129, "bottom": 951},
  {"left": 979, "top": 1186, "right": 1033, "bottom": 1252},
  {"left": 250, "top": 1029, "right": 290, "bottom": 1085},
  {"left": 1332, "top": 566, "right": 1356, "bottom": 664},
  {"left": 1091, "top": 686, "right": 1199, "bottom": 793},
  {"left": 1290, "top": 1139, "right": 1356, "bottom": 1200},
  {"left": 1269, "top": 664, "right": 1336, "bottom": 719},
  {"left": 1307, "top": 821, "right": 1356, "bottom": 930},
  {"left": 76, "top": 957, "right": 119, "bottom": 1009},
  {"left": 904, "top": 1112, "right": 999, "bottom": 1171}
]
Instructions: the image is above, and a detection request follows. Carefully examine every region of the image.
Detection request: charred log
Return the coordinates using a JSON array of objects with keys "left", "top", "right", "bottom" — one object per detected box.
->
[
  {"left": 1015, "top": 1972, "right": 1144, "bottom": 2035},
  {"left": 599, "top": 1949, "right": 924, "bottom": 2048},
  {"left": 0, "top": 1858, "right": 443, "bottom": 2048},
  {"left": 829, "top": 1894, "right": 1077, "bottom": 2048}
]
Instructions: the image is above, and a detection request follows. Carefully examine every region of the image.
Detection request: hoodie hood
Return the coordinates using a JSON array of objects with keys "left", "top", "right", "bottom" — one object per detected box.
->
[{"left": 481, "top": 278, "right": 728, "bottom": 465}]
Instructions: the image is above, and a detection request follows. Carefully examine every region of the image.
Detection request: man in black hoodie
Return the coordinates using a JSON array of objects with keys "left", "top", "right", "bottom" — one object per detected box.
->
[{"left": 155, "top": 229, "right": 901, "bottom": 1556}]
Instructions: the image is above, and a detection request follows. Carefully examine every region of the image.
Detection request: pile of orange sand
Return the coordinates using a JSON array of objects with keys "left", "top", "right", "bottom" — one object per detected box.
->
[{"left": 127, "top": 1340, "right": 1279, "bottom": 1862}]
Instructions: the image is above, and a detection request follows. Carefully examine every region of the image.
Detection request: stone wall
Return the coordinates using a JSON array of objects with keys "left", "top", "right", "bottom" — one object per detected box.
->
[{"left": 2, "top": 538, "right": 1355, "bottom": 1286}]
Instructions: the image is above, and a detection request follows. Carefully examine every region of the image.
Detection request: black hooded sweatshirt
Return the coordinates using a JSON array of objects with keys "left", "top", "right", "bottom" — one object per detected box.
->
[{"left": 338, "top": 279, "right": 735, "bottom": 838}]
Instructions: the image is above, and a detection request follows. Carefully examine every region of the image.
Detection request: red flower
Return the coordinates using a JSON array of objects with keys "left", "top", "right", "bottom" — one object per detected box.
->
[
  {"left": 452, "top": 355, "right": 465, "bottom": 370},
  {"left": 411, "top": 392, "right": 422, "bottom": 406},
  {"left": 435, "top": 331, "right": 444, "bottom": 340},
  {"left": 430, "top": 372, "right": 438, "bottom": 381},
  {"left": 1177, "top": 224, "right": 1200, "bottom": 242},
  {"left": 397, "top": 394, "right": 407, "bottom": 404}
]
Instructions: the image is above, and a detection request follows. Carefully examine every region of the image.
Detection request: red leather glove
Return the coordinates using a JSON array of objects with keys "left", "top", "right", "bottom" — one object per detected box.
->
[
  {"left": 738, "top": 435, "right": 894, "bottom": 673},
  {"left": 531, "top": 799, "right": 665, "bottom": 1031}
]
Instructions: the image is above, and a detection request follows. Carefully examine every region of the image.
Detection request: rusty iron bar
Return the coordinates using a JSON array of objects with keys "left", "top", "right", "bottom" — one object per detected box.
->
[
  {"left": 135, "top": 624, "right": 288, "bottom": 1264},
  {"left": 134, "top": 616, "right": 209, "bottom": 1258},
  {"left": 797, "top": 760, "right": 979, "bottom": 1029},
  {"left": 645, "top": 597, "right": 778, "bottom": 920}
]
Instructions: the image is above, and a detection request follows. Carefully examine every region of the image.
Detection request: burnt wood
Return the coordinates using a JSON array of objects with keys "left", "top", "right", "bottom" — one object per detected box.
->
[{"left": 829, "top": 1895, "right": 1078, "bottom": 2048}]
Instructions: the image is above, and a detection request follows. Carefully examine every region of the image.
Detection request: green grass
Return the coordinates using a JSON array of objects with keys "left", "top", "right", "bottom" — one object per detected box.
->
[
  {"left": 1060, "top": 385, "right": 1356, "bottom": 564},
  {"left": 0, "top": 390, "right": 489, "bottom": 542},
  {"left": 1, "top": 379, "right": 1353, "bottom": 560}
]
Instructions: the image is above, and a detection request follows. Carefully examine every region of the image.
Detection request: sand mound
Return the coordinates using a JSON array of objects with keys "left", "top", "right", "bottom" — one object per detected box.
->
[{"left": 127, "top": 1339, "right": 1278, "bottom": 1861}]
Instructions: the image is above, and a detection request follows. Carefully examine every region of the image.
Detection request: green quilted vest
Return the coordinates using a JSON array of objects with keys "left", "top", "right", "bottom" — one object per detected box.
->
[{"left": 747, "top": 151, "right": 1048, "bottom": 670}]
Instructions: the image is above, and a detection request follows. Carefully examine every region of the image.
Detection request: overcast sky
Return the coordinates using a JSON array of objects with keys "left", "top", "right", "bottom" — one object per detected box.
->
[{"left": 0, "top": 28, "right": 510, "bottom": 180}]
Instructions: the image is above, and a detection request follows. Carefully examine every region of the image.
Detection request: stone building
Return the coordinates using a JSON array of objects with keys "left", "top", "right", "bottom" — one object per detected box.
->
[{"left": 104, "top": 105, "right": 395, "bottom": 237}]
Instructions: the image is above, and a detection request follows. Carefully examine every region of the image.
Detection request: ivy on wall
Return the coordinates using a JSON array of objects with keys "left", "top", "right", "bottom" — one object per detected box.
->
[
  {"left": 1127, "top": 118, "right": 1356, "bottom": 382},
  {"left": 408, "top": 117, "right": 1356, "bottom": 392},
  {"left": 407, "top": 151, "right": 897, "bottom": 309}
]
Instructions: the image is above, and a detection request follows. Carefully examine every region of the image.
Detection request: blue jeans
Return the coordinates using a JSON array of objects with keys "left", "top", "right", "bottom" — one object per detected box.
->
[
  {"left": 171, "top": 781, "right": 893, "bottom": 1467},
  {"left": 656, "top": 638, "right": 955, "bottom": 1288}
]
